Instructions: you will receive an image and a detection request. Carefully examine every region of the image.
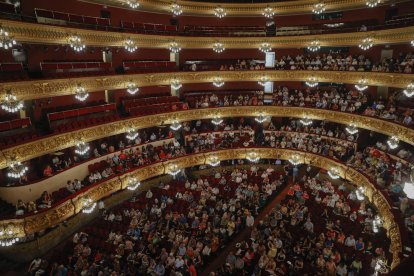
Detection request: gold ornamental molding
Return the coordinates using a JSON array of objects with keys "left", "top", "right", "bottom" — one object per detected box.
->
[
  {"left": 0, "top": 148, "right": 403, "bottom": 268},
  {"left": 1, "top": 106, "right": 414, "bottom": 170},
  {"left": 2, "top": 70, "right": 414, "bottom": 101},
  {"left": 81, "top": 0, "right": 406, "bottom": 17},
  {"left": 1, "top": 18, "right": 414, "bottom": 49}
]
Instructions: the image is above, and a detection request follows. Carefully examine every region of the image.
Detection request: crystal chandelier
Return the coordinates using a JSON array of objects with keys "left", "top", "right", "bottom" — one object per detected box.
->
[
  {"left": 68, "top": 35, "right": 86, "bottom": 52},
  {"left": 74, "top": 84, "right": 89, "bottom": 101},
  {"left": 373, "top": 256, "right": 390, "bottom": 276},
  {"left": 170, "top": 120, "right": 182, "bottom": 131},
  {"left": 126, "top": 128, "right": 139, "bottom": 140},
  {"left": 258, "top": 75, "right": 269, "bottom": 86},
  {"left": 327, "top": 167, "right": 340, "bottom": 179},
  {"left": 170, "top": 79, "right": 182, "bottom": 90},
  {"left": 403, "top": 82, "right": 414, "bottom": 97},
  {"left": 300, "top": 117, "right": 312, "bottom": 126},
  {"left": 7, "top": 161, "right": 28, "bottom": 179},
  {"left": 0, "top": 28, "right": 16, "bottom": 50},
  {"left": 0, "top": 224, "right": 19, "bottom": 247},
  {"left": 355, "top": 79, "right": 368, "bottom": 91},
  {"left": 127, "top": 177, "right": 141, "bottom": 191},
  {"left": 171, "top": 2, "right": 183, "bottom": 16},
  {"left": 127, "top": 0, "right": 140, "bottom": 9},
  {"left": 213, "top": 42, "right": 225, "bottom": 53},
  {"left": 214, "top": 6, "right": 227, "bottom": 18},
  {"left": 403, "top": 182, "right": 414, "bottom": 199},
  {"left": 255, "top": 114, "right": 270, "bottom": 123},
  {"left": 167, "top": 163, "right": 181, "bottom": 176},
  {"left": 366, "top": 0, "right": 381, "bottom": 8},
  {"left": 124, "top": 38, "right": 138, "bottom": 52},
  {"left": 246, "top": 152, "right": 260, "bottom": 163},
  {"left": 1, "top": 90, "right": 23, "bottom": 113},
  {"left": 289, "top": 155, "right": 302, "bottom": 166},
  {"left": 81, "top": 197, "right": 96, "bottom": 214},
  {"left": 387, "top": 136, "right": 399, "bottom": 149},
  {"left": 345, "top": 123, "right": 358, "bottom": 135},
  {"left": 411, "top": 40, "right": 414, "bottom": 46},
  {"left": 259, "top": 42, "right": 272, "bottom": 53},
  {"left": 75, "top": 141, "right": 90, "bottom": 155},
  {"left": 262, "top": 6, "right": 275, "bottom": 18},
  {"left": 207, "top": 156, "right": 220, "bottom": 167},
  {"left": 212, "top": 76, "right": 225, "bottom": 87},
  {"left": 169, "top": 41, "right": 181, "bottom": 53},
  {"left": 312, "top": 3, "right": 326, "bottom": 14},
  {"left": 305, "top": 77, "right": 318, "bottom": 87},
  {"left": 126, "top": 81, "right": 139, "bottom": 95},
  {"left": 358, "top": 37, "right": 373, "bottom": 50},
  {"left": 211, "top": 116, "right": 223, "bottom": 125},
  {"left": 307, "top": 40, "right": 321, "bottom": 52},
  {"left": 355, "top": 186, "right": 365, "bottom": 201},
  {"left": 372, "top": 215, "right": 383, "bottom": 233}
]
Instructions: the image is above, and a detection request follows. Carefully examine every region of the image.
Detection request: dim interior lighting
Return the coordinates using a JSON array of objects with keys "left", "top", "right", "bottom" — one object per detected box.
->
[
  {"left": 124, "top": 38, "right": 138, "bottom": 52},
  {"left": 75, "top": 141, "right": 90, "bottom": 155},
  {"left": 74, "top": 84, "right": 89, "bottom": 102},
  {"left": 289, "top": 155, "right": 302, "bottom": 166},
  {"left": 170, "top": 120, "right": 182, "bottom": 131},
  {"left": 355, "top": 79, "right": 369, "bottom": 91},
  {"left": 7, "top": 161, "right": 28, "bottom": 179},
  {"left": 127, "top": 177, "right": 140, "bottom": 191},
  {"left": 171, "top": 2, "right": 183, "bottom": 16},
  {"left": 81, "top": 197, "right": 96, "bottom": 214},
  {"left": 259, "top": 42, "right": 272, "bottom": 53},
  {"left": 214, "top": 6, "right": 226, "bottom": 18},
  {"left": 0, "top": 28, "right": 16, "bottom": 50},
  {"left": 213, "top": 42, "right": 225, "bottom": 53},
  {"left": 207, "top": 156, "right": 220, "bottom": 167},
  {"left": 212, "top": 76, "right": 225, "bottom": 87},
  {"left": 355, "top": 186, "right": 365, "bottom": 201},
  {"left": 366, "top": 0, "right": 381, "bottom": 8},
  {"left": 328, "top": 167, "right": 340, "bottom": 179},
  {"left": 324, "top": 23, "right": 344, "bottom": 28},
  {"left": 387, "top": 136, "right": 399, "bottom": 149},
  {"left": 1, "top": 90, "right": 23, "bottom": 113},
  {"left": 255, "top": 114, "right": 270, "bottom": 123},
  {"left": 68, "top": 35, "right": 86, "bottom": 52},
  {"left": 358, "top": 37, "right": 373, "bottom": 50},
  {"left": 126, "top": 82, "right": 139, "bottom": 95},
  {"left": 262, "top": 5, "right": 275, "bottom": 18},
  {"left": 403, "top": 182, "right": 414, "bottom": 199},
  {"left": 167, "top": 163, "right": 181, "bottom": 176},
  {"left": 246, "top": 152, "right": 260, "bottom": 163},
  {"left": 403, "top": 83, "right": 414, "bottom": 97},
  {"left": 0, "top": 224, "right": 19, "bottom": 247},
  {"left": 169, "top": 41, "right": 181, "bottom": 53},
  {"left": 300, "top": 117, "right": 312, "bottom": 126},
  {"left": 305, "top": 77, "right": 318, "bottom": 87},
  {"left": 127, "top": 0, "right": 140, "bottom": 9},
  {"left": 126, "top": 128, "right": 139, "bottom": 141},
  {"left": 307, "top": 40, "right": 321, "bottom": 52},
  {"left": 170, "top": 79, "right": 182, "bottom": 90},
  {"left": 258, "top": 75, "right": 269, "bottom": 86},
  {"left": 345, "top": 123, "right": 359, "bottom": 135},
  {"left": 312, "top": 3, "right": 326, "bottom": 14},
  {"left": 372, "top": 215, "right": 383, "bottom": 233}
]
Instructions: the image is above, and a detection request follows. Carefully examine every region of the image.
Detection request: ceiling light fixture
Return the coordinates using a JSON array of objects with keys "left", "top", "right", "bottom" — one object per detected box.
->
[
  {"left": 0, "top": 28, "right": 16, "bottom": 50},
  {"left": 126, "top": 81, "right": 139, "bottom": 95},
  {"left": 411, "top": 40, "right": 414, "bottom": 46},
  {"left": 366, "top": 0, "right": 381, "bottom": 8},
  {"left": 167, "top": 163, "right": 181, "bottom": 176},
  {"left": 255, "top": 114, "right": 270, "bottom": 123},
  {"left": 403, "top": 82, "right": 414, "bottom": 97},
  {"left": 214, "top": 6, "right": 226, "bottom": 18},
  {"left": 68, "top": 35, "right": 86, "bottom": 52},
  {"left": 355, "top": 79, "right": 369, "bottom": 91},
  {"left": 170, "top": 78, "right": 182, "bottom": 90},
  {"left": 307, "top": 40, "right": 321, "bottom": 52},
  {"left": 169, "top": 41, "right": 181, "bottom": 53},
  {"left": 213, "top": 42, "right": 225, "bottom": 53},
  {"left": 355, "top": 186, "right": 365, "bottom": 201},
  {"left": 289, "top": 155, "right": 302, "bottom": 166},
  {"left": 74, "top": 84, "right": 89, "bottom": 102},
  {"left": 75, "top": 141, "right": 90, "bottom": 155},
  {"left": 258, "top": 75, "right": 269, "bottom": 86},
  {"left": 403, "top": 182, "right": 414, "bottom": 199},
  {"left": 207, "top": 156, "right": 220, "bottom": 167},
  {"left": 312, "top": 3, "right": 326, "bottom": 14},
  {"left": 259, "top": 42, "right": 272, "bottom": 53},
  {"left": 124, "top": 38, "right": 138, "bottom": 52},
  {"left": 0, "top": 224, "right": 19, "bottom": 247},
  {"left": 211, "top": 116, "right": 223, "bottom": 125},
  {"left": 328, "top": 167, "right": 340, "bottom": 179},
  {"left": 7, "top": 161, "right": 28, "bottom": 179},
  {"left": 300, "top": 117, "right": 313, "bottom": 126},
  {"left": 81, "top": 197, "right": 96, "bottom": 214},
  {"left": 387, "top": 136, "right": 399, "bottom": 149},
  {"left": 358, "top": 37, "right": 373, "bottom": 50},
  {"left": 127, "top": 177, "right": 141, "bottom": 191},
  {"left": 170, "top": 120, "right": 182, "bottom": 131},
  {"left": 262, "top": 5, "right": 275, "bottom": 18},
  {"left": 171, "top": 2, "right": 183, "bottom": 16},
  {"left": 126, "top": 128, "right": 139, "bottom": 141},
  {"left": 127, "top": 0, "right": 140, "bottom": 9},
  {"left": 246, "top": 152, "right": 260, "bottom": 163},
  {"left": 345, "top": 123, "right": 359, "bottom": 135},
  {"left": 305, "top": 77, "right": 318, "bottom": 87},
  {"left": 372, "top": 215, "right": 383, "bottom": 233},
  {"left": 212, "top": 76, "right": 225, "bottom": 87},
  {"left": 1, "top": 90, "right": 23, "bottom": 113}
]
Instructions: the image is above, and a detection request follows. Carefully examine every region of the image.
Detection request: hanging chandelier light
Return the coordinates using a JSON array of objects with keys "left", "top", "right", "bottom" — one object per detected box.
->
[
  {"left": 0, "top": 224, "right": 19, "bottom": 247},
  {"left": 126, "top": 81, "right": 139, "bottom": 95},
  {"left": 358, "top": 37, "right": 373, "bottom": 50},
  {"left": 74, "top": 84, "right": 89, "bottom": 101},
  {"left": 366, "top": 0, "right": 381, "bottom": 8},
  {"left": 126, "top": 128, "right": 139, "bottom": 141},
  {"left": 170, "top": 78, "right": 182, "bottom": 90},
  {"left": 212, "top": 76, "right": 225, "bottom": 87},
  {"left": 403, "top": 82, "right": 414, "bottom": 97},
  {"left": 355, "top": 79, "right": 369, "bottom": 91},
  {"left": 289, "top": 155, "right": 302, "bottom": 166},
  {"left": 258, "top": 75, "right": 269, "bottom": 86},
  {"left": 75, "top": 141, "right": 90, "bottom": 155},
  {"left": 373, "top": 256, "right": 390, "bottom": 276},
  {"left": 305, "top": 77, "right": 318, "bottom": 87},
  {"left": 299, "top": 117, "right": 312, "bottom": 126},
  {"left": 169, "top": 41, "right": 181, "bottom": 53},
  {"left": 207, "top": 156, "right": 220, "bottom": 167},
  {"left": 214, "top": 6, "right": 227, "bottom": 18},
  {"left": 403, "top": 182, "right": 414, "bottom": 199},
  {"left": 345, "top": 123, "right": 359, "bottom": 135},
  {"left": 81, "top": 197, "right": 97, "bottom": 214},
  {"left": 328, "top": 167, "right": 340, "bottom": 179},
  {"left": 127, "top": 177, "right": 141, "bottom": 191},
  {"left": 259, "top": 42, "right": 272, "bottom": 53},
  {"left": 246, "top": 152, "right": 260, "bottom": 163},
  {"left": 262, "top": 5, "right": 275, "bottom": 18},
  {"left": 307, "top": 40, "right": 321, "bottom": 52},
  {"left": 0, "top": 28, "right": 16, "bottom": 50},
  {"left": 411, "top": 40, "right": 414, "bottom": 46},
  {"left": 124, "top": 38, "right": 138, "bottom": 52},
  {"left": 171, "top": 2, "right": 183, "bottom": 16},
  {"left": 1, "top": 90, "right": 23, "bottom": 113},
  {"left": 167, "top": 163, "right": 181, "bottom": 176},
  {"left": 312, "top": 3, "right": 326, "bottom": 14},
  {"left": 213, "top": 42, "right": 225, "bottom": 53},
  {"left": 387, "top": 136, "right": 399, "bottom": 149},
  {"left": 7, "top": 161, "right": 28, "bottom": 179},
  {"left": 127, "top": 0, "right": 140, "bottom": 9},
  {"left": 211, "top": 116, "right": 223, "bottom": 125},
  {"left": 372, "top": 215, "right": 383, "bottom": 233},
  {"left": 355, "top": 186, "right": 365, "bottom": 201},
  {"left": 170, "top": 120, "right": 182, "bottom": 131},
  {"left": 255, "top": 114, "right": 270, "bottom": 123},
  {"left": 68, "top": 35, "right": 86, "bottom": 52}
]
